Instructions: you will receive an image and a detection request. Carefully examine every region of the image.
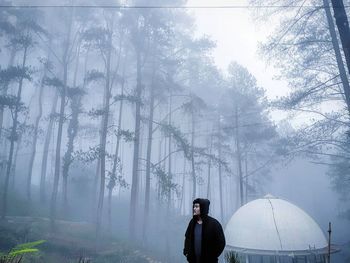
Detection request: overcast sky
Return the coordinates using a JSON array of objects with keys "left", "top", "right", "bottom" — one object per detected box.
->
[{"left": 186, "top": 0, "right": 290, "bottom": 110}]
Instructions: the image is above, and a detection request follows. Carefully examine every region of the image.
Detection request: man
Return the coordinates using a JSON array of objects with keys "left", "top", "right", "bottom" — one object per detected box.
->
[{"left": 183, "top": 198, "right": 226, "bottom": 263}]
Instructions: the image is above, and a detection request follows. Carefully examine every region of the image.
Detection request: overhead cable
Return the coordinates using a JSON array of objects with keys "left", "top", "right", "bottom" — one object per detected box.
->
[{"left": 0, "top": 4, "right": 350, "bottom": 9}]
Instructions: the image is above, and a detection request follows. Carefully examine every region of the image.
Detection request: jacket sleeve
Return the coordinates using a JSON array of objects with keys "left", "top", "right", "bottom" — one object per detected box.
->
[
  {"left": 183, "top": 221, "right": 191, "bottom": 256},
  {"left": 215, "top": 221, "right": 226, "bottom": 257}
]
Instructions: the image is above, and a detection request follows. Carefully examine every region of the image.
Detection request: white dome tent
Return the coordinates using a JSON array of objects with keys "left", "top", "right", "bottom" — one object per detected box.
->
[{"left": 224, "top": 194, "right": 339, "bottom": 263}]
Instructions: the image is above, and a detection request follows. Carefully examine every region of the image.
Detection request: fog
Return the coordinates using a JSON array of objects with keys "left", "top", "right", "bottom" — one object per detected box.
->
[{"left": 0, "top": 0, "right": 349, "bottom": 262}]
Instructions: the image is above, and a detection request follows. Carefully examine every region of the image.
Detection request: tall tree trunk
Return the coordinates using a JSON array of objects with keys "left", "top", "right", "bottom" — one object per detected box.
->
[
  {"left": 93, "top": 113, "right": 105, "bottom": 215},
  {"left": 129, "top": 50, "right": 142, "bottom": 238},
  {"left": 206, "top": 133, "right": 213, "bottom": 199},
  {"left": 1, "top": 43, "right": 28, "bottom": 219},
  {"left": 324, "top": 0, "right": 350, "bottom": 113},
  {"left": 62, "top": 42, "right": 83, "bottom": 212},
  {"left": 331, "top": 0, "right": 350, "bottom": 95},
  {"left": 157, "top": 136, "right": 163, "bottom": 200},
  {"left": 165, "top": 99, "right": 172, "bottom": 261},
  {"left": 167, "top": 95, "right": 172, "bottom": 207},
  {"left": 180, "top": 158, "right": 186, "bottom": 215},
  {"left": 217, "top": 116, "right": 224, "bottom": 222},
  {"left": 50, "top": 11, "right": 73, "bottom": 229},
  {"left": 93, "top": 158, "right": 101, "bottom": 216},
  {"left": 244, "top": 151, "right": 248, "bottom": 203},
  {"left": 50, "top": 63, "right": 68, "bottom": 229},
  {"left": 96, "top": 30, "right": 113, "bottom": 240},
  {"left": 40, "top": 91, "right": 58, "bottom": 202},
  {"left": 142, "top": 66, "right": 155, "bottom": 242},
  {"left": 62, "top": 97, "right": 81, "bottom": 211},
  {"left": 191, "top": 112, "right": 196, "bottom": 201},
  {"left": 107, "top": 47, "right": 125, "bottom": 231},
  {"left": 106, "top": 184, "right": 113, "bottom": 230},
  {"left": 107, "top": 80, "right": 124, "bottom": 230},
  {"left": 27, "top": 46, "right": 50, "bottom": 200},
  {"left": 234, "top": 107, "right": 244, "bottom": 207},
  {"left": 10, "top": 135, "right": 21, "bottom": 190},
  {"left": 218, "top": 146, "right": 224, "bottom": 222},
  {"left": 26, "top": 76, "right": 44, "bottom": 200}
]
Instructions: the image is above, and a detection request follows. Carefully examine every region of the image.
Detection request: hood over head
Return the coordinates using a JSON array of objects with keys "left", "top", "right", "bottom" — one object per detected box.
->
[{"left": 193, "top": 198, "right": 210, "bottom": 216}]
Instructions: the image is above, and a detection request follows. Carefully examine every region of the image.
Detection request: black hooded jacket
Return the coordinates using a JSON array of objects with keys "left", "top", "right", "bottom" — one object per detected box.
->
[{"left": 183, "top": 198, "right": 226, "bottom": 263}]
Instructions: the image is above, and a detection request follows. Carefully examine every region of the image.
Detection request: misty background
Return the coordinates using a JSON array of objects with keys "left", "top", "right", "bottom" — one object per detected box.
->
[{"left": 0, "top": 0, "right": 349, "bottom": 262}]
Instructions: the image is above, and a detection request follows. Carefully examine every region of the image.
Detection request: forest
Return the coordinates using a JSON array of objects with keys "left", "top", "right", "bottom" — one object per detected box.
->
[{"left": 0, "top": 0, "right": 349, "bottom": 262}]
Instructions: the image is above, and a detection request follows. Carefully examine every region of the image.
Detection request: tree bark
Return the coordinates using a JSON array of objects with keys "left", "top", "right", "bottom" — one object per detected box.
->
[
  {"left": 129, "top": 50, "right": 142, "bottom": 238},
  {"left": 27, "top": 46, "right": 50, "bottom": 200},
  {"left": 217, "top": 115, "right": 224, "bottom": 222},
  {"left": 96, "top": 30, "right": 113, "bottom": 239},
  {"left": 234, "top": 107, "right": 244, "bottom": 207},
  {"left": 218, "top": 143, "right": 224, "bottom": 221},
  {"left": 26, "top": 75, "right": 44, "bottom": 200},
  {"left": 324, "top": 0, "right": 350, "bottom": 114},
  {"left": 331, "top": 0, "right": 350, "bottom": 86},
  {"left": 206, "top": 133, "right": 213, "bottom": 199},
  {"left": 244, "top": 151, "right": 248, "bottom": 203},
  {"left": 157, "top": 136, "right": 163, "bottom": 200},
  {"left": 107, "top": 47, "right": 125, "bottom": 231},
  {"left": 167, "top": 94, "right": 172, "bottom": 207},
  {"left": 40, "top": 91, "right": 58, "bottom": 202},
  {"left": 180, "top": 158, "right": 186, "bottom": 215},
  {"left": 50, "top": 11, "right": 73, "bottom": 229},
  {"left": 10, "top": 134, "right": 21, "bottom": 190},
  {"left": 191, "top": 111, "right": 196, "bottom": 201},
  {"left": 93, "top": 158, "right": 101, "bottom": 216},
  {"left": 142, "top": 66, "right": 156, "bottom": 242},
  {"left": 62, "top": 42, "right": 83, "bottom": 212},
  {"left": 50, "top": 63, "right": 68, "bottom": 230},
  {"left": 107, "top": 80, "right": 124, "bottom": 230}
]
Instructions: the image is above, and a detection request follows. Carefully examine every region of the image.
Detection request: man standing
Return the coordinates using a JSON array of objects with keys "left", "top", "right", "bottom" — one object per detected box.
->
[{"left": 183, "top": 198, "right": 226, "bottom": 263}]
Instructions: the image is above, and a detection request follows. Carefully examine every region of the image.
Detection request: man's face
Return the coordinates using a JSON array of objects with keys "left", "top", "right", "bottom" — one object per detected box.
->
[{"left": 193, "top": 203, "right": 200, "bottom": 216}]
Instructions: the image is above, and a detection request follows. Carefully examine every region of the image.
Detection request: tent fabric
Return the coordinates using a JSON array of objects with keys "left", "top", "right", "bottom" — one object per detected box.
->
[{"left": 225, "top": 194, "right": 328, "bottom": 254}]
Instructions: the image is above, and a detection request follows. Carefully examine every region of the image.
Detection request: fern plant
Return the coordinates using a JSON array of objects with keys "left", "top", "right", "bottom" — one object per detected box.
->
[{"left": 0, "top": 240, "right": 45, "bottom": 263}]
